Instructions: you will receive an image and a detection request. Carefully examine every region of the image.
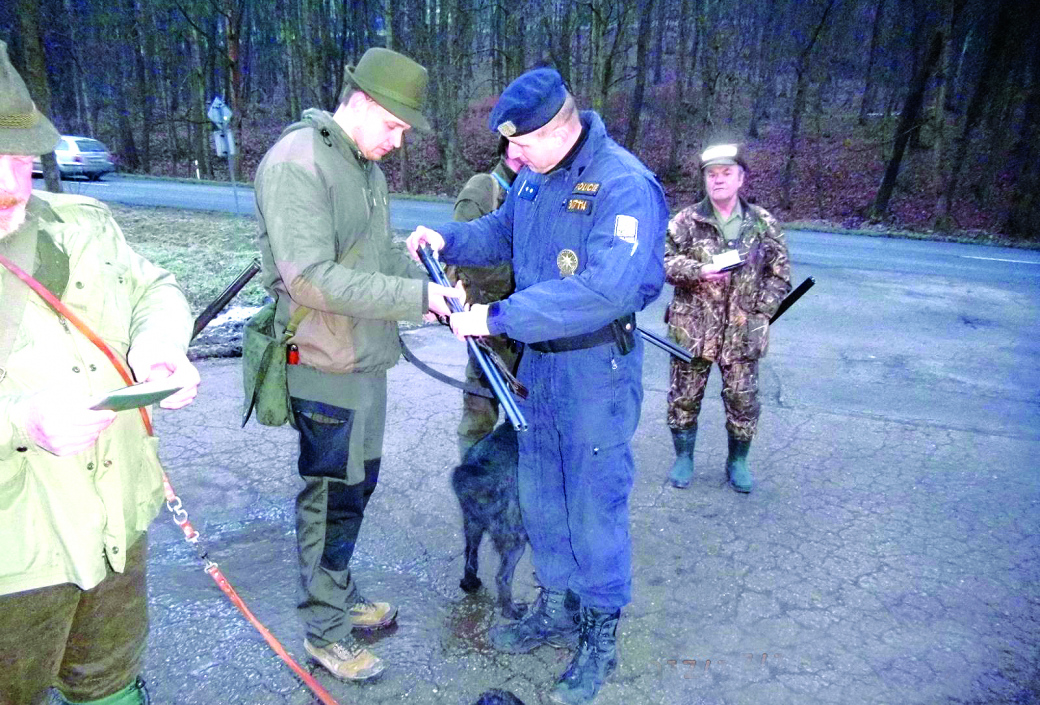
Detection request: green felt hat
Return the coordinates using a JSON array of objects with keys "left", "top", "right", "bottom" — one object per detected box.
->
[
  {"left": 0, "top": 41, "right": 60, "bottom": 156},
  {"left": 344, "top": 48, "right": 431, "bottom": 132}
]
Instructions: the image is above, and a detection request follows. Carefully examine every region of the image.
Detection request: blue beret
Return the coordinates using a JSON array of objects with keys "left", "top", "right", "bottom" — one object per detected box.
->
[{"left": 488, "top": 68, "right": 567, "bottom": 137}]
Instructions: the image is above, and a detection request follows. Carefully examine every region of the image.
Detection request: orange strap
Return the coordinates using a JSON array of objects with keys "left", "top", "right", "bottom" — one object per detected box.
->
[
  {"left": 0, "top": 251, "right": 152, "bottom": 434},
  {"left": 0, "top": 252, "right": 343, "bottom": 705}
]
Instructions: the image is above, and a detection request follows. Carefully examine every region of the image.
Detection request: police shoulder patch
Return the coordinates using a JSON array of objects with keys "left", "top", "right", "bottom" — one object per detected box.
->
[
  {"left": 614, "top": 214, "right": 639, "bottom": 254},
  {"left": 574, "top": 181, "right": 601, "bottom": 195},
  {"left": 567, "top": 197, "right": 592, "bottom": 215}
]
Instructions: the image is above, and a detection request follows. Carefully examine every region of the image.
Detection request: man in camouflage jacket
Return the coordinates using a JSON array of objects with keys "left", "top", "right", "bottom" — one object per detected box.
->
[{"left": 664, "top": 144, "right": 790, "bottom": 492}]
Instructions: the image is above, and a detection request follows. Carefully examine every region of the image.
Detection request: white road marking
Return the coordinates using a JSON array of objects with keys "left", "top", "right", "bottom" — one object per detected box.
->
[{"left": 959, "top": 255, "right": 1040, "bottom": 265}]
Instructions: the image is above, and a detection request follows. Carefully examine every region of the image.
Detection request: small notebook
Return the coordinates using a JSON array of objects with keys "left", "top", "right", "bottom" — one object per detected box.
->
[{"left": 90, "top": 380, "right": 183, "bottom": 412}]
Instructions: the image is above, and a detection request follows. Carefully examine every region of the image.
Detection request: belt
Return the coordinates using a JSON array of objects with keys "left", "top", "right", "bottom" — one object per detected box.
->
[{"left": 529, "top": 314, "right": 635, "bottom": 354}]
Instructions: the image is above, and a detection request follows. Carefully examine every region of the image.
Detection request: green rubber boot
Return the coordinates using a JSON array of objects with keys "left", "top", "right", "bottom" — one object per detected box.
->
[
  {"left": 667, "top": 426, "right": 697, "bottom": 488},
  {"left": 726, "top": 436, "right": 753, "bottom": 493},
  {"left": 62, "top": 677, "right": 149, "bottom": 705}
]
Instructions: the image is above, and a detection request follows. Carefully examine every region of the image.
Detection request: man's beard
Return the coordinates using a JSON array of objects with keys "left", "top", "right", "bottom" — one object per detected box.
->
[{"left": 0, "top": 193, "right": 27, "bottom": 236}]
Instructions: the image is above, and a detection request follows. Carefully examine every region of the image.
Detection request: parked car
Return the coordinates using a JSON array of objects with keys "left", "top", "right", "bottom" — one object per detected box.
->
[{"left": 31, "top": 135, "right": 115, "bottom": 180}]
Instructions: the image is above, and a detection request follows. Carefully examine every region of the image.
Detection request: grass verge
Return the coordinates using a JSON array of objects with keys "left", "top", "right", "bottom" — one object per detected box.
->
[
  {"left": 108, "top": 202, "right": 1038, "bottom": 318},
  {"left": 109, "top": 204, "right": 267, "bottom": 313}
]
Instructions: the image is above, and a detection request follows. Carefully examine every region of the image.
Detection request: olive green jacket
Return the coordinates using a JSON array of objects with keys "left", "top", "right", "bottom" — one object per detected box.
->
[
  {"left": 0, "top": 193, "right": 192, "bottom": 595},
  {"left": 664, "top": 197, "right": 791, "bottom": 363},
  {"left": 446, "top": 159, "right": 516, "bottom": 304},
  {"left": 255, "top": 109, "right": 427, "bottom": 399}
]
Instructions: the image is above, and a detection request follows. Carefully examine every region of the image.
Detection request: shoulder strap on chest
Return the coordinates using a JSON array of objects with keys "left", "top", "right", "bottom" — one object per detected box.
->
[{"left": 0, "top": 222, "right": 37, "bottom": 376}]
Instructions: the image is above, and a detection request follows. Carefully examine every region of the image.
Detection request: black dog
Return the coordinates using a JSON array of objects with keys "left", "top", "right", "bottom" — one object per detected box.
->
[
  {"left": 451, "top": 423, "right": 528, "bottom": 619},
  {"left": 473, "top": 689, "right": 526, "bottom": 705}
]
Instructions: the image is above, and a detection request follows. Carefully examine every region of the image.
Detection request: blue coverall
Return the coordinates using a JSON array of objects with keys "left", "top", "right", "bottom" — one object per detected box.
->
[{"left": 437, "top": 112, "right": 668, "bottom": 611}]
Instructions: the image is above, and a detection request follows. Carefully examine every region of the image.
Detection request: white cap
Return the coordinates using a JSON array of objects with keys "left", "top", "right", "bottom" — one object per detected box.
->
[{"left": 699, "top": 144, "right": 743, "bottom": 170}]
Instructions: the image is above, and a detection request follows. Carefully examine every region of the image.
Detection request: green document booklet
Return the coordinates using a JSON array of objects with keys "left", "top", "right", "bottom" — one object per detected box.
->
[{"left": 90, "top": 380, "right": 183, "bottom": 412}]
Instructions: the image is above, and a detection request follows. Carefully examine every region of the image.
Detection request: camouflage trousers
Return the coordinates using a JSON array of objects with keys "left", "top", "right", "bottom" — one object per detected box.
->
[
  {"left": 667, "top": 357, "right": 759, "bottom": 441},
  {"left": 458, "top": 334, "right": 519, "bottom": 457}
]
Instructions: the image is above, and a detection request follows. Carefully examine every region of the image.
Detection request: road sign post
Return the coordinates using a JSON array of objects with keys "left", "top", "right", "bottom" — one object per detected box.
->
[{"left": 207, "top": 96, "right": 241, "bottom": 214}]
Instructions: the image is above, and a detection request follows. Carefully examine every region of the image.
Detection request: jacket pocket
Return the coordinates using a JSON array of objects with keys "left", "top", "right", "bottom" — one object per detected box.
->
[
  {"left": 0, "top": 459, "right": 52, "bottom": 580},
  {"left": 665, "top": 304, "right": 705, "bottom": 360},
  {"left": 98, "top": 260, "right": 132, "bottom": 346}
]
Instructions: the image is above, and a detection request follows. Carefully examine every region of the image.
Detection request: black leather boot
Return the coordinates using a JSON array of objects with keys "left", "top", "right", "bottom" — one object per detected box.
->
[
  {"left": 549, "top": 605, "right": 620, "bottom": 704},
  {"left": 489, "top": 587, "right": 580, "bottom": 653}
]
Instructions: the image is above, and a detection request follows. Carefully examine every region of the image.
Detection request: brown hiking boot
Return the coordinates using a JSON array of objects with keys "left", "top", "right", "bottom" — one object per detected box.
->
[
  {"left": 349, "top": 595, "right": 398, "bottom": 630},
  {"left": 305, "top": 636, "right": 385, "bottom": 681}
]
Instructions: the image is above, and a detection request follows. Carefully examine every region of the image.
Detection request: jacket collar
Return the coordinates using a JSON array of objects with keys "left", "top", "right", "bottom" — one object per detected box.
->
[
  {"left": 557, "top": 111, "right": 605, "bottom": 178},
  {"left": 491, "top": 159, "right": 518, "bottom": 191},
  {"left": 25, "top": 195, "right": 63, "bottom": 224},
  {"left": 690, "top": 195, "right": 751, "bottom": 225},
  {"left": 301, "top": 108, "right": 367, "bottom": 167}
]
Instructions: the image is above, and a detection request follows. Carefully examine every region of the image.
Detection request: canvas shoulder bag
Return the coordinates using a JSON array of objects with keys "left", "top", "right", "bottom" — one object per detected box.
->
[{"left": 241, "top": 302, "right": 310, "bottom": 428}]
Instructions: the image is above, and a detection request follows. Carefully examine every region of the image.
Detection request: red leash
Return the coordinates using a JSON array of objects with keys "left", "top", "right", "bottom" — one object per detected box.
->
[{"left": 0, "top": 252, "right": 343, "bottom": 705}]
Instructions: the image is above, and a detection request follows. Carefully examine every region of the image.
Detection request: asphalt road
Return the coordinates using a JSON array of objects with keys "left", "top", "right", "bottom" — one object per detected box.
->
[
  {"left": 34, "top": 174, "right": 1040, "bottom": 704},
  {"left": 33, "top": 173, "right": 455, "bottom": 231},
  {"left": 44, "top": 172, "right": 1040, "bottom": 442}
]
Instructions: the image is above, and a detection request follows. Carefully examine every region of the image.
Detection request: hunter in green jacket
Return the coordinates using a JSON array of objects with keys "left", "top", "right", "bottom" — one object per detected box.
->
[{"left": 253, "top": 47, "right": 459, "bottom": 683}]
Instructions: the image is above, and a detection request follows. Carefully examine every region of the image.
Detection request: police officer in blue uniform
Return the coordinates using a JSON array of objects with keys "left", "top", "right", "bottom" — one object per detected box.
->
[{"left": 408, "top": 68, "right": 668, "bottom": 705}]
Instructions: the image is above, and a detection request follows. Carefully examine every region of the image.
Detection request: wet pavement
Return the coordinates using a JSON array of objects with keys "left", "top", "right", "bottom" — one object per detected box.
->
[{"left": 139, "top": 260, "right": 1040, "bottom": 705}]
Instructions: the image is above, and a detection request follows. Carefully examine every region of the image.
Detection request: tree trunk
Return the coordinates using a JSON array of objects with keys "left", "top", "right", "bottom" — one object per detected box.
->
[
  {"left": 906, "top": 0, "right": 930, "bottom": 151},
  {"left": 132, "top": 0, "right": 154, "bottom": 173},
  {"left": 1004, "top": 37, "right": 1040, "bottom": 237},
  {"left": 858, "top": 0, "right": 888, "bottom": 124},
  {"left": 299, "top": 0, "right": 320, "bottom": 106},
  {"left": 492, "top": 0, "right": 506, "bottom": 92},
  {"left": 16, "top": 0, "right": 61, "bottom": 193},
  {"left": 746, "top": 0, "right": 777, "bottom": 139},
  {"left": 930, "top": 0, "right": 955, "bottom": 193},
  {"left": 384, "top": 0, "right": 394, "bottom": 49},
  {"left": 938, "top": 0, "right": 1014, "bottom": 229},
  {"left": 652, "top": 0, "right": 666, "bottom": 84},
  {"left": 624, "top": 0, "right": 655, "bottom": 150},
  {"left": 188, "top": 31, "right": 211, "bottom": 179},
  {"left": 870, "top": 30, "right": 943, "bottom": 219},
  {"left": 596, "top": 2, "right": 632, "bottom": 114},
  {"left": 225, "top": 0, "right": 245, "bottom": 179},
  {"left": 284, "top": 0, "right": 301, "bottom": 117},
  {"left": 949, "top": 25, "right": 974, "bottom": 116},
  {"left": 114, "top": 64, "right": 141, "bottom": 173},
  {"left": 590, "top": 1, "right": 607, "bottom": 112},
  {"left": 61, "top": 0, "right": 94, "bottom": 138},
  {"left": 242, "top": 3, "right": 254, "bottom": 104},
  {"left": 558, "top": 1, "right": 573, "bottom": 86},
  {"left": 510, "top": 8, "right": 526, "bottom": 80},
  {"left": 781, "top": 0, "right": 837, "bottom": 211},
  {"left": 665, "top": 0, "right": 691, "bottom": 180}
]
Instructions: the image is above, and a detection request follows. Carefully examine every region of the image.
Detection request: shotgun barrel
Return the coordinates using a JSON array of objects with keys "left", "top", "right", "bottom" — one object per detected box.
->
[
  {"left": 638, "top": 327, "right": 693, "bottom": 363},
  {"left": 418, "top": 245, "right": 528, "bottom": 431},
  {"left": 770, "top": 276, "right": 816, "bottom": 324},
  {"left": 192, "top": 259, "right": 262, "bottom": 341}
]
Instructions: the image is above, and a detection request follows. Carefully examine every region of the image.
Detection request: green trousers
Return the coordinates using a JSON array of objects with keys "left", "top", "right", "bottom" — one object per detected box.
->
[
  {"left": 0, "top": 536, "right": 148, "bottom": 705},
  {"left": 457, "top": 334, "right": 519, "bottom": 456},
  {"left": 668, "top": 357, "right": 760, "bottom": 441},
  {"left": 291, "top": 374, "right": 387, "bottom": 647}
]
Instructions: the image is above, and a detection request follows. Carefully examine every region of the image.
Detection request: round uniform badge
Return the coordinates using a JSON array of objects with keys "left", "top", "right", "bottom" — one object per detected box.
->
[{"left": 557, "top": 249, "right": 578, "bottom": 276}]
